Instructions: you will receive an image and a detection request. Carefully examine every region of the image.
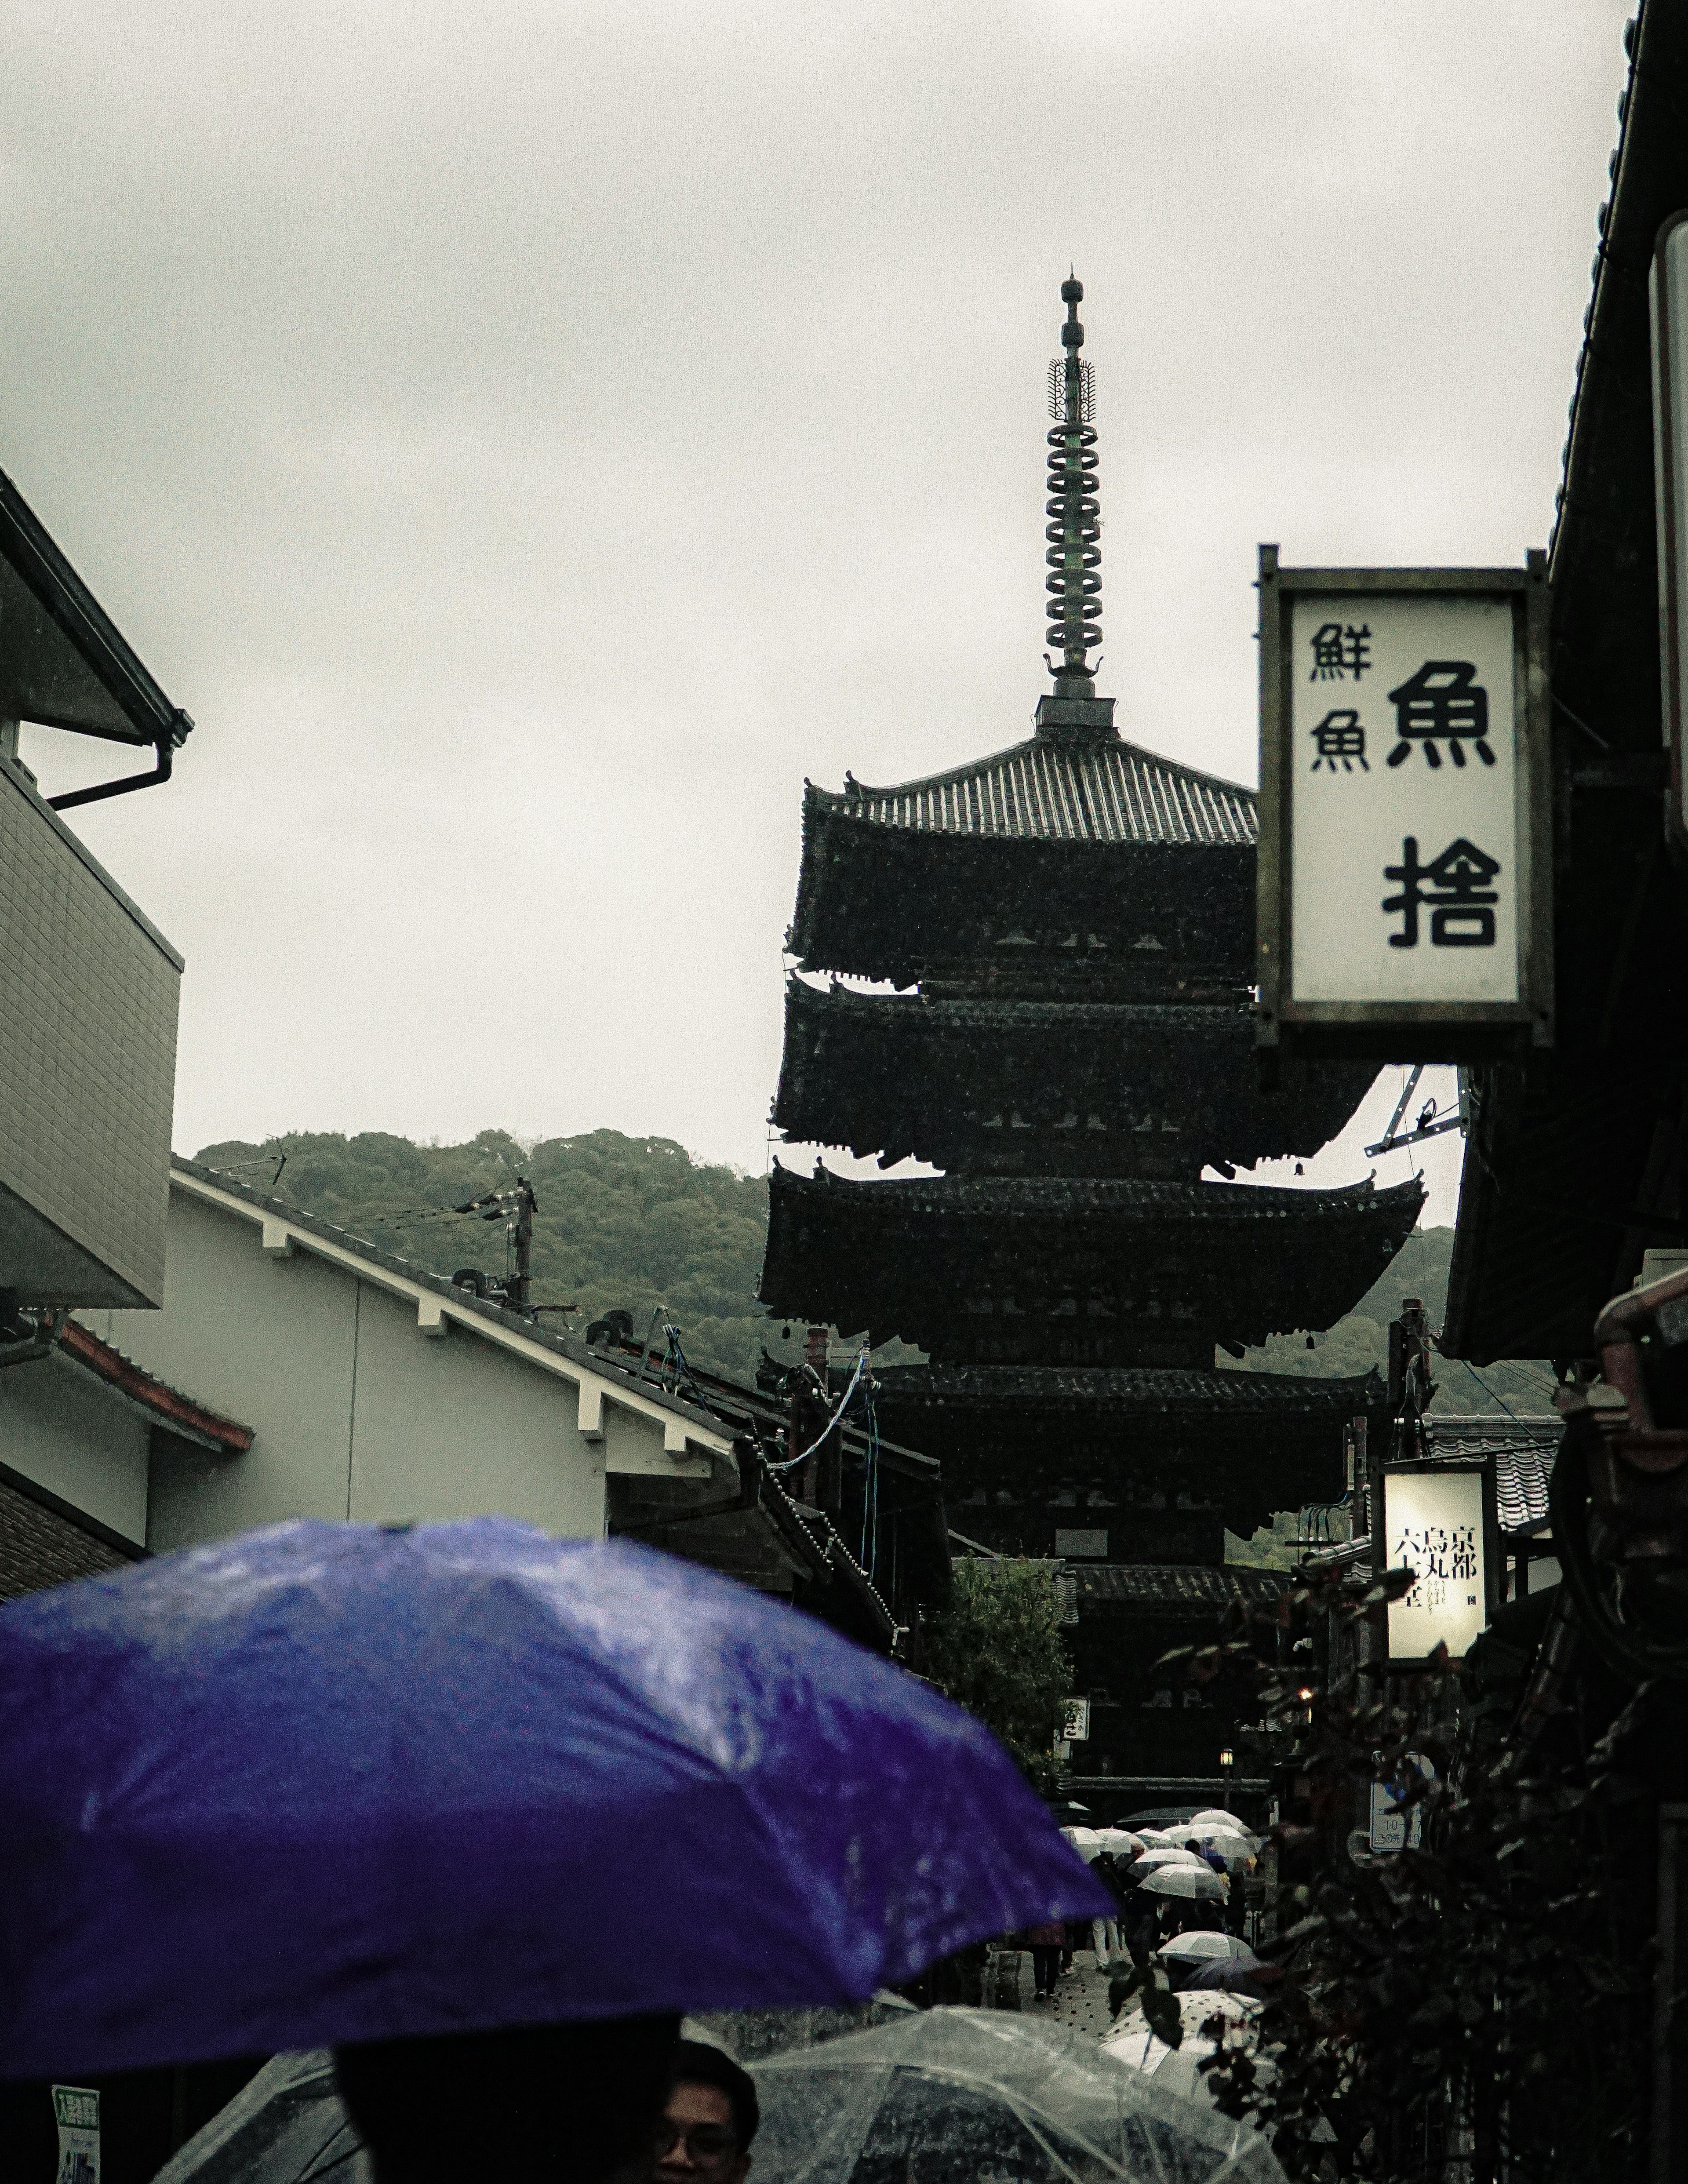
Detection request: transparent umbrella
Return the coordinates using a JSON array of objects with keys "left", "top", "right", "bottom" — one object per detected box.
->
[
  {"left": 1156, "top": 1933, "right": 1256, "bottom": 1964},
  {"left": 1189, "top": 1830, "right": 1256, "bottom": 1871},
  {"left": 1102, "top": 1992, "right": 1265, "bottom": 2110},
  {"left": 1188, "top": 1810, "right": 1254, "bottom": 1838},
  {"left": 749, "top": 2008, "right": 1285, "bottom": 2184},
  {"left": 157, "top": 2013, "right": 1288, "bottom": 2184},
  {"left": 1138, "top": 1864, "right": 1226, "bottom": 1901}
]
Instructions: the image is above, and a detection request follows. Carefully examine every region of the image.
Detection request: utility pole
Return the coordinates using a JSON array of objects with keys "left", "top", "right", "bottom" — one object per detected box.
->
[
  {"left": 509, "top": 1176, "right": 535, "bottom": 1314},
  {"left": 454, "top": 1176, "right": 539, "bottom": 1315}
]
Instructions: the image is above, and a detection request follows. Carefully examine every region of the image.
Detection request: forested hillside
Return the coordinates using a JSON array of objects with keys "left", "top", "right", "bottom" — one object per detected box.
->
[
  {"left": 194, "top": 1129, "right": 783, "bottom": 1383},
  {"left": 193, "top": 1130, "right": 1551, "bottom": 1411}
]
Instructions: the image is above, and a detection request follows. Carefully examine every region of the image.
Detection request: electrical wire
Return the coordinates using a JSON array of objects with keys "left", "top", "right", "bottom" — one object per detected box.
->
[
  {"left": 1451, "top": 1356, "right": 1556, "bottom": 1431},
  {"left": 768, "top": 1347, "right": 870, "bottom": 1473}
]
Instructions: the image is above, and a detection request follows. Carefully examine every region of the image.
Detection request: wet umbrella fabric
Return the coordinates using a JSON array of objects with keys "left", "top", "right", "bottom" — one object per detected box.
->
[
  {"left": 149, "top": 2053, "right": 363, "bottom": 2184},
  {"left": 0, "top": 1518, "right": 1108, "bottom": 2078},
  {"left": 1157, "top": 1932, "right": 1255, "bottom": 1964},
  {"left": 150, "top": 2011, "right": 1287, "bottom": 2184},
  {"left": 1138, "top": 1864, "right": 1226, "bottom": 1901},
  {"left": 1103, "top": 1992, "right": 1266, "bottom": 2111},
  {"left": 749, "top": 2008, "right": 1286, "bottom": 2184},
  {"left": 1189, "top": 1809, "right": 1254, "bottom": 1838}
]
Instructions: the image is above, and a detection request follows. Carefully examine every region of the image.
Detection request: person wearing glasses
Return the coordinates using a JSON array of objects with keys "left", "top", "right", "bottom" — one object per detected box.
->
[{"left": 654, "top": 2041, "right": 758, "bottom": 2184}]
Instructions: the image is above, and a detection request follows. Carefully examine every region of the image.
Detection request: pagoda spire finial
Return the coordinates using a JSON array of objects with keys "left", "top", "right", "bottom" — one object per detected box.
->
[{"left": 1037, "top": 274, "right": 1113, "bottom": 734}]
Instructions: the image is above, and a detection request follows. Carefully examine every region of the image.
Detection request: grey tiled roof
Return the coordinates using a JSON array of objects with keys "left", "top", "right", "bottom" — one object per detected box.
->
[
  {"left": 1073, "top": 1563, "right": 1290, "bottom": 1609},
  {"left": 812, "top": 733, "right": 1257, "bottom": 847},
  {"left": 1424, "top": 1413, "right": 1560, "bottom": 1533}
]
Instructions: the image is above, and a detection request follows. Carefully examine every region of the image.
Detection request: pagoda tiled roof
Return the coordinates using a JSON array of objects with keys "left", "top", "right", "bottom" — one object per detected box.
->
[
  {"left": 770, "top": 1165, "right": 1418, "bottom": 1223},
  {"left": 872, "top": 1362, "right": 1385, "bottom": 1415},
  {"left": 773, "top": 977, "right": 1379, "bottom": 1172},
  {"left": 760, "top": 1161, "right": 1426, "bottom": 1363},
  {"left": 811, "top": 730, "right": 1257, "bottom": 847}
]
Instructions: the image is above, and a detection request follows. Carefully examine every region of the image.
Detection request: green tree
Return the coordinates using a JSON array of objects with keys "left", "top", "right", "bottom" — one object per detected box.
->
[{"left": 922, "top": 1561, "right": 1072, "bottom": 1789}]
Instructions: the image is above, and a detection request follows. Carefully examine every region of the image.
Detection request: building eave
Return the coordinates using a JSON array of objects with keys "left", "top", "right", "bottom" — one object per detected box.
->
[{"left": 58, "top": 1319, "right": 253, "bottom": 1453}]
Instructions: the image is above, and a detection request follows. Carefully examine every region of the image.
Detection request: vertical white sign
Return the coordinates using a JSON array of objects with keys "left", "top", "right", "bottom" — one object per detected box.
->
[
  {"left": 1651, "top": 213, "right": 1688, "bottom": 852},
  {"left": 1288, "top": 596, "right": 1520, "bottom": 1005},
  {"left": 1384, "top": 1469, "right": 1488, "bottom": 1662},
  {"left": 52, "top": 2087, "right": 100, "bottom": 2184}
]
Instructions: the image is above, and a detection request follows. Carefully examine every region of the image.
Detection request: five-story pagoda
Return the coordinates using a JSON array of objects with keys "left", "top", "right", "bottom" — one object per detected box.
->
[{"left": 760, "top": 280, "right": 1419, "bottom": 1779}]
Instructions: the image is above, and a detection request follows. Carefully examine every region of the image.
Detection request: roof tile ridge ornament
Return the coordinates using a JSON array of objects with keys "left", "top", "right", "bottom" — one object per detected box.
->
[{"left": 1037, "top": 272, "right": 1116, "bottom": 746}]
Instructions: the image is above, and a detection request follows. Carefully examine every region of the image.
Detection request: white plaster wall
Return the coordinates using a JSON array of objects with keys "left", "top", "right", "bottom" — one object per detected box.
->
[
  {"left": 346, "top": 1279, "right": 604, "bottom": 1535},
  {"left": 0, "top": 1351, "right": 149, "bottom": 1543},
  {"left": 92, "top": 1187, "right": 615, "bottom": 1552},
  {"left": 94, "top": 1191, "right": 359, "bottom": 1547}
]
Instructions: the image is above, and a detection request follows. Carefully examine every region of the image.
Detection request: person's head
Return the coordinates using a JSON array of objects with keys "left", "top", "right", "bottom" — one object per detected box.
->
[
  {"left": 335, "top": 2013, "right": 681, "bottom": 2184},
  {"left": 656, "top": 2041, "right": 758, "bottom": 2184}
]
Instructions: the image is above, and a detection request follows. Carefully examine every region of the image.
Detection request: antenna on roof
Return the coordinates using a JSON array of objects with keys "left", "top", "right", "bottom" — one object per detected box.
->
[{"left": 1045, "top": 275, "right": 1102, "bottom": 699}]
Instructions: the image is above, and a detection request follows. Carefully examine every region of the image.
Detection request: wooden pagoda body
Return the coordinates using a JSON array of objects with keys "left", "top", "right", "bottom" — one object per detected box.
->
[
  {"left": 760, "top": 712, "right": 1420, "bottom": 1776},
  {"left": 758, "top": 279, "right": 1419, "bottom": 1785}
]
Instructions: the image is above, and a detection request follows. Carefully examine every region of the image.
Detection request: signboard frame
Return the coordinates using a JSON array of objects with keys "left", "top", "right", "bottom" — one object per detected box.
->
[
  {"left": 1650, "top": 210, "right": 1688, "bottom": 862},
  {"left": 1256, "top": 550, "right": 1553, "bottom": 1062},
  {"left": 1376, "top": 1459, "right": 1500, "bottom": 1671}
]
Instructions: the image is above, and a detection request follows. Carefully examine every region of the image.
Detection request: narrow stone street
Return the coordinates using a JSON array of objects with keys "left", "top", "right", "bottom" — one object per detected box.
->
[{"left": 1029, "top": 1951, "right": 1120, "bottom": 2043}]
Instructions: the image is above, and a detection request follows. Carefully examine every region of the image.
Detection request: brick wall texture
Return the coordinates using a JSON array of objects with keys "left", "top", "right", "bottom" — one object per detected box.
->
[
  {"left": 0, "top": 1475, "right": 133, "bottom": 1600},
  {"left": 0, "top": 765, "right": 179, "bottom": 1305}
]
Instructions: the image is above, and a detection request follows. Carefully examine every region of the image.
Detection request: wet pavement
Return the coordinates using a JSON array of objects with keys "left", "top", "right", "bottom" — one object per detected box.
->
[{"left": 1028, "top": 1950, "right": 1122, "bottom": 2042}]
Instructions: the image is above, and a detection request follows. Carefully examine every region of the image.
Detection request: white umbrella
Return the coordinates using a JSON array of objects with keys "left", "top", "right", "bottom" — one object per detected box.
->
[
  {"left": 1156, "top": 1931, "right": 1255, "bottom": 1963},
  {"left": 1133, "top": 1827, "right": 1179, "bottom": 1846},
  {"left": 1060, "top": 1825, "right": 1104, "bottom": 1862},
  {"left": 1190, "top": 1809, "right": 1253, "bottom": 1835},
  {"left": 1093, "top": 1827, "right": 1144, "bottom": 1856},
  {"left": 1138, "top": 1862, "right": 1226, "bottom": 1900},
  {"left": 1132, "top": 1848, "right": 1207, "bottom": 1871},
  {"left": 1190, "top": 1829, "right": 1256, "bottom": 1870}
]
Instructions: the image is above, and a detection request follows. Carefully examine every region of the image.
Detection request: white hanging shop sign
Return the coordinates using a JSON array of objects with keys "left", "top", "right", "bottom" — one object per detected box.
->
[
  {"left": 1377, "top": 1461, "right": 1499, "bottom": 1669},
  {"left": 1255, "top": 551, "right": 1553, "bottom": 1062}
]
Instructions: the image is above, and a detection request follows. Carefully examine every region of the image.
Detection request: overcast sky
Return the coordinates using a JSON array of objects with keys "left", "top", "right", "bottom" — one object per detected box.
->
[{"left": 2, "top": 1, "right": 1632, "bottom": 1224}]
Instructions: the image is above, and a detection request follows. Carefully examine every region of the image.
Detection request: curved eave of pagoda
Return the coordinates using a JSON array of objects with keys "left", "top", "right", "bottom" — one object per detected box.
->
[
  {"left": 771, "top": 976, "right": 1377, "bottom": 1169},
  {"left": 869, "top": 1361, "right": 1387, "bottom": 1418},
  {"left": 787, "top": 777, "right": 1257, "bottom": 986},
  {"left": 757, "top": 1162, "right": 1426, "bottom": 1354}
]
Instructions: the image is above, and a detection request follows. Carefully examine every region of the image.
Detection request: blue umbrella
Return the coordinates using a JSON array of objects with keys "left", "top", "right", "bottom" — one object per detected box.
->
[{"left": 0, "top": 1518, "right": 1106, "bottom": 2078}]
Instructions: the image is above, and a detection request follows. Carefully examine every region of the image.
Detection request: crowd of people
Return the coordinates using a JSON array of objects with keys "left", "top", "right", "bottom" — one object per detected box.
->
[{"left": 1023, "top": 1832, "right": 1246, "bottom": 2000}]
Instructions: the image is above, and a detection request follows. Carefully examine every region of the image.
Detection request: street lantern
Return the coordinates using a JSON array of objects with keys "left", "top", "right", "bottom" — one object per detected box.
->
[{"left": 1255, "top": 550, "right": 1553, "bottom": 1062}]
